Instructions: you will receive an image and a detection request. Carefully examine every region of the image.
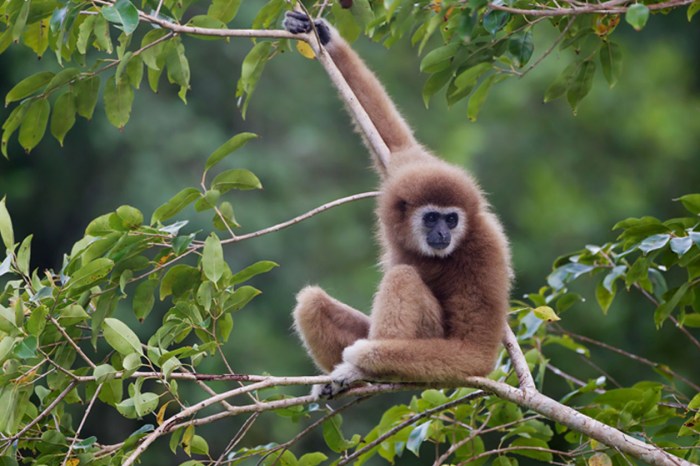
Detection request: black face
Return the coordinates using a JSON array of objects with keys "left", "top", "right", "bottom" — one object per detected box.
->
[{"left": 423, "top": 211, "right": 459, "bottom": 250}]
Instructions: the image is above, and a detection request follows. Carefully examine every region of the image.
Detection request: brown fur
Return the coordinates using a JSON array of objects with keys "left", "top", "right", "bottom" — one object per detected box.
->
[{"left": 288, "top": 16, "right": 512, "bottom": 389}]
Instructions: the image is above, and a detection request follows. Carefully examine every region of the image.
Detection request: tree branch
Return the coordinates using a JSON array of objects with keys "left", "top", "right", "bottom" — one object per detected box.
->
[{"left": 488, "top": 0, "right": 693, "bottom": 16}]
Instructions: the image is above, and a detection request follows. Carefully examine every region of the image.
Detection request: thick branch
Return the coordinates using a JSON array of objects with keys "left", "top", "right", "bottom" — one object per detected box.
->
[
  {"left": 470, "top": 377, "right": 694, "bottom": 466},
  {"left": 503, "top": 325, "right": 536, "bottom": 391},
  {"left": 488, "top": 0, "right": 693, "bottom": 16}
]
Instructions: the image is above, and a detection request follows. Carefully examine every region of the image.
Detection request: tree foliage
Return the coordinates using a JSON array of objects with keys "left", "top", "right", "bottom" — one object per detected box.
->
[{"left": 0, "top": 0, "right": 699, "bottom": 465}]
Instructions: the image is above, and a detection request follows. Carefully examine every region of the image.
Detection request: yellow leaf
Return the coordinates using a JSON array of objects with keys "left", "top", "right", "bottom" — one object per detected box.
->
[
  {"left": 589, "top": 452, "right": 613, "bottom": 466},
  {"left": 296, "top": 41, "right": 316, "bottom": 60},
  {"left": 156, "top": 400, "right": 173, "bottom": 426},
  {"left": 533, "top": 306, "right": 561, "bottom": 322},
  {"left": 67, "top": 459, "right": 80, "bottom": 466}
]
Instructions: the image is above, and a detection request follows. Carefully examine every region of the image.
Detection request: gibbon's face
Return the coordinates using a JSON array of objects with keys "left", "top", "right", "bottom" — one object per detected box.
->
[{"left": 410, "top": 204, "right": 467, "bottom": 258}]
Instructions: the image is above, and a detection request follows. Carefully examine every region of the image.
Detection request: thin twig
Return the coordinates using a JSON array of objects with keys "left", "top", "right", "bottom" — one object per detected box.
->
[
  {"left": 3, "top": 381, "right": 77, "bottom": 445},
  {"left": 63, "top": 384, "right": 103, "bottom": 466},
  {"left": 221, "top": 192, "right": 380, "bottom": 245},
  {"left": 337, "top": 391, "right": 487, "bottom": 466},
  {"left": 47, "top": 316, "right": 96, "bottom": 369}
]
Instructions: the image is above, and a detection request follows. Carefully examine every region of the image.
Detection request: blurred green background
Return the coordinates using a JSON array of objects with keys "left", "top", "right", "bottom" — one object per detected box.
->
[{"left": 0, "top": 4, "right": 698, "bottom": 463}]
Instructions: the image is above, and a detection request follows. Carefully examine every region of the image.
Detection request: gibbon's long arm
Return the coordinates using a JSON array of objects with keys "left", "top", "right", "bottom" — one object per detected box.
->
[{"left": 284, "top": 12, "right": 417, "bottom": 158}]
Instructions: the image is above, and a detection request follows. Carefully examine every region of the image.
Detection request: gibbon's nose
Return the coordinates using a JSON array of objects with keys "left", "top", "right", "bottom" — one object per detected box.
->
[{"left": 427, "top": 226, "right": 451, "bottom": 250}]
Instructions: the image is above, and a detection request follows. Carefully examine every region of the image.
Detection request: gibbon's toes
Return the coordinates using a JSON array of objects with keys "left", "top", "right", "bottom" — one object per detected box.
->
[
  {"left": 310, "top": 383, "right": 332, "bottom": 400},
  {"left": 283, "top": 11, "right": 312, "bottom": 34}
]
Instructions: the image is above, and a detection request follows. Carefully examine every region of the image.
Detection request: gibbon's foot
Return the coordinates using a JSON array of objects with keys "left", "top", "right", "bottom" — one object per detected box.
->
[
  {"left": 283, "top": 11, "right": 331, "bottom": 45},
  {"left": 311, "top": 362, "right": 365, "bottom": 399}
]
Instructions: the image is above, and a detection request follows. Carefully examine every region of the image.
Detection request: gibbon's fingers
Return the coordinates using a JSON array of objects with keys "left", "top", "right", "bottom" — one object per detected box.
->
[
  {"left": 282, "top": 11, "right": 331, "bottom": 45},
  {"left": 293, "top": 286, "right": 370, "bottom": 373},
  {"left": 370, "top": 265, "right": 443, "bottom": 339},
  {"left": 312, "top": 361, "right": 366, "bottom": 399},
  {"left": 343, "top": 338, "right": 496, "bottom": 382}
]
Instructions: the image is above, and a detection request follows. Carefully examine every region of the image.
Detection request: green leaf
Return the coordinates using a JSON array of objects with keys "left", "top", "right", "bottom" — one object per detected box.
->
[
  {"left": 420, "top": 42, "right": 460, "bottom": 73},
  {"left": 677, "top": 194, "right": 700, "bottom": 214},
  {"left": 116, "top": 392, "right": 159, "bottom": 419},
  {"left": 2, "top": 103, "right": 29, "bottom": 158},
  {"left": 45, "top": 68, "right": 81, "bottom": 94},
  {"left": 483, "top": 10, "right": 509, "bottom": 35},
  {"left": 93, "top": 14, "right": 113, "bottom": 53},
  {"left": 212, "top": 201, "right": 239, "bottom": 231},
  {"left": 74, "top": 76, "right": 101, "bottom": 120},
  {"left": 654, "top": 283, "right": 689, "bottom": 328},
  {"left": 544, "top": 61, "right": 579, "bottom": 103},
  {"left": 133, "top": 279, "right": 157, "bottom": 322},
  {"left": 104, "top": 76, "right": 134, "bottom": 129},
  {"left": 18, "top": 98, "right": 50, "bottom": 153},
  {"left": 205, "top": 132, "right": 258, "bottom": 171},
  {"left": 151, "top": 187, "right": 200, "bottom": 224},
  {"left": 26, "top": 306, "right": 47, "bottom": 336},
  {"left": 50, "top": 91, "right": 76, "bottom": 146},
  {"left": 322, "top": 414, "right": 360, "bottom": 453},
  {"left": 603, "top": 265, "right": 627, "bottom": 292},
  {"left": 298, "top": 452, "right": 328, "bottom": 466},
  {"left": 60, "top": 304, "right": 89, "bottom": 326},
  {"left": 508, "top": 30, "right": 534, "bottom": 66},
  {"left": 532, "top": 306, "right": 560, "bottom": 322},
  {"left": 689, "top": 0, "right": 700, "bottom": 20},
  {"left": 5, "top": 71, "right": 54, "bottom": 106},
  {"left": 101, "top": 0, "right": 139, "bottom": 35},
  {"left": 625, "top": 3, "right": 650, "bottom": 31},
  {"left": 225, "top": 286, "right": 261, "bottom": 312},
  {"left": 76, "top": 14, "right": 96, "bottom": 54},
  {"left": 207, "top": 0, "right": 241, "bottom": 22},
  {"left": 211, "top": 169, "right": 262, "bottom": 193},
  {"left": 0, "top": 197, "right": 14, "bottom": 250},
  {"left": 453, "top": 63, "right": 491, "bottom": 93},
  {"left": 509, "top": 438, "right": 553, "bottom": 462},
  {"left": 13, "top": 335, "right": 37, "bottom": 359},
  {"left": 15, "top": 234, "right": 31, "bottom": 275},
  {"left": 189, "top": 435, "right": 209, "bottom": 455},
  {"left": 236, "top": 41, "right": 273, "bottom": 117},
  {"left": 467, "top": 74, "right": 496, "bottom": 122},
  {"left": 670, "top": 236, "right": 692, "bottom": 256},
  {"left": 230, "top": 261, "right": 278, "bottom": 285},
  {"left": 406, "top": 421, "right": 431, "bottom": 456},
  {"left": 160, "top": 264, "right": 199, "bottom": 300},
  {"left": 12, "top": 0, "right": 31, "bottom": 42},
  {"left": 102, "top": 317, "right": 143, "bottom": 355},
  {"left": 599, "top": 41, "right": 623, "bottom": 88},
  {"left": 595, "top": 281, "right": 615, "bottom": 314},
  {"left": 93, "top": 363, "right": 117, "bottom": 383},
  {"left": 165, "top": 40, "right": 190, "bottom": 102},
  {"left": 638, "top": 233, "right": 671, "bottom": 254},
  {"left": 68, "top": 258, "right": 114, "bottom": 291},
  {"left": 422, "top": 68, "right": 453, "bottom": 108},
  {"left": 23, "top": 18, "right": 50, "bottom": 58},
  {"left": 566, "top": 59, "right": 596, "bottom": 114},
  {"left": 202, "top": 234, "right": 225, "bottom": 283},
  {"left": 141, "top": 29, "right": 169, "bottom": 70}
]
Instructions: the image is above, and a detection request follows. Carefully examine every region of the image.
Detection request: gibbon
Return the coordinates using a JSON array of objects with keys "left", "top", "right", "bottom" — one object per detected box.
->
[{"left": 284, "top": 11, "right": 512, "bottom": 397}]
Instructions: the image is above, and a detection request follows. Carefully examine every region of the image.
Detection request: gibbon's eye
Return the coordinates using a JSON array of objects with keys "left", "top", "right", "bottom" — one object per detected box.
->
[
  {"left": 423, "top": 212, "right": 440, "bottom": 227},
  {"left": 445, "top": 213, "right": 459, "bottom": 229}
]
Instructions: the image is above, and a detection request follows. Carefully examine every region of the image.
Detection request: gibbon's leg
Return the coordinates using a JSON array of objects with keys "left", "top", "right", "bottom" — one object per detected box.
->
[
  {"left": 369, "top": 265, "right": 444, "bottom": 340},
  {"left": 283, "top": 11, "right": 416, "bottom": 154},
  {"left": 342, "top": 338, "right": 499, "bottom": 383},
  {"left": 293, "top": 286, "right": 370, "bottom": 373}
]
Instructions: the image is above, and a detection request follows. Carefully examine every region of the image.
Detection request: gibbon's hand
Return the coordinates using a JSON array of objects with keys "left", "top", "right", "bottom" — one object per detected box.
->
[
  {"left": 283, "top": 11, "right": 331, "bottom": 46},
  {"left": 311, "top": 362, "right": 365, "bottom": 399}
]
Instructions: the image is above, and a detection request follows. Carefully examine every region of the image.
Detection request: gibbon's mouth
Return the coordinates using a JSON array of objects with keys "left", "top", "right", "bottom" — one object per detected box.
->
[{"left": 428, "top": 239, "right": 451, "bottom": 250}]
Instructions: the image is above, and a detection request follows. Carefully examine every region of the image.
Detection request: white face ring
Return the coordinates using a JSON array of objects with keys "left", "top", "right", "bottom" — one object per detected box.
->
[{"left": 409, "top": 205, "right": 467, "bottom": 258}]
